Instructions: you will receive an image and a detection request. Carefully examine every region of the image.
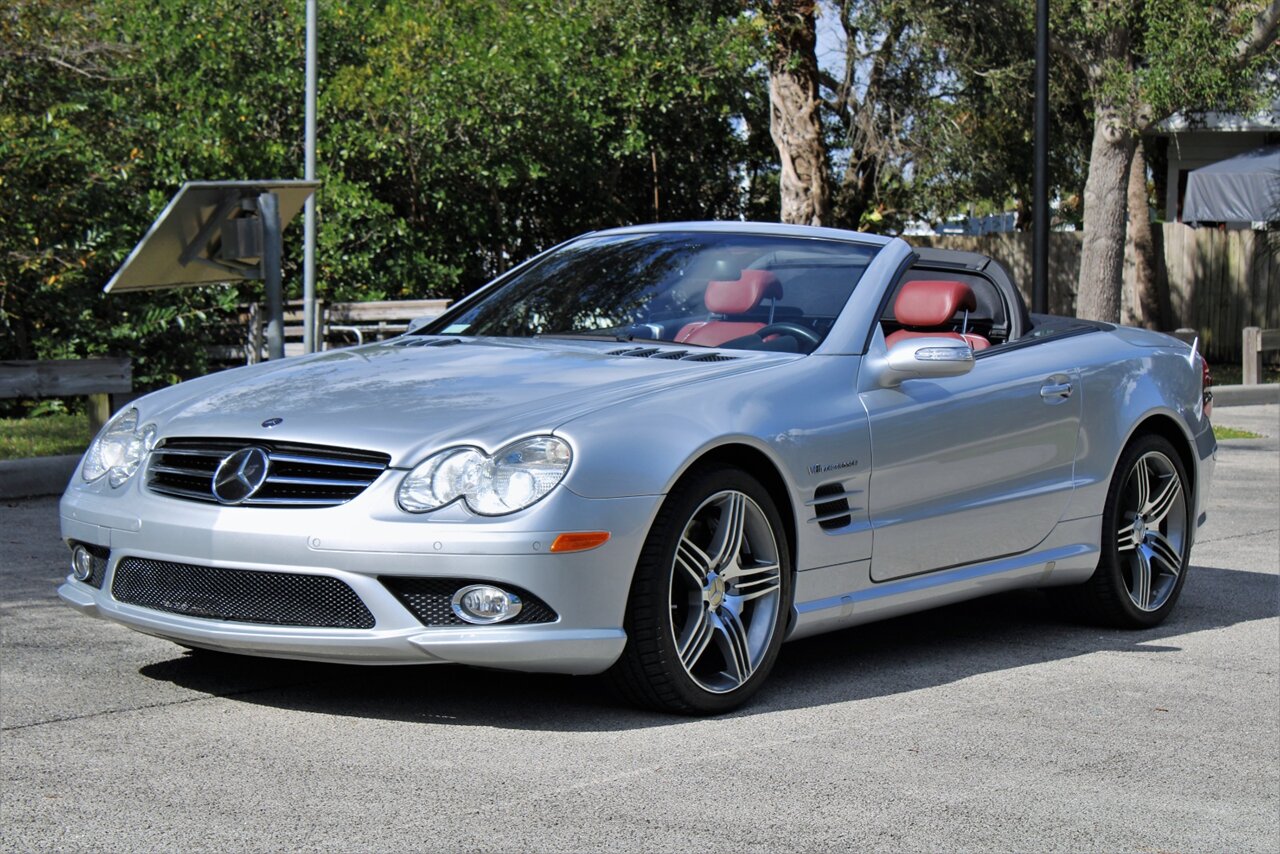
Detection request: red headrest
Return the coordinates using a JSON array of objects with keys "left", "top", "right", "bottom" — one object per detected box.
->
[
  {"left": 705, "top": 270, "right": 782, "bottom": 315},
  {"left": 894, "top": 280, "right": 976, "bottom": 327}
]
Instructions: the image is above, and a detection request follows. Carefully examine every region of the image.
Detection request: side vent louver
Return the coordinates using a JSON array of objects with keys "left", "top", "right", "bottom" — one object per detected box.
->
[{"left": 812, "top": 483, "right": 852, "bottom": 530}]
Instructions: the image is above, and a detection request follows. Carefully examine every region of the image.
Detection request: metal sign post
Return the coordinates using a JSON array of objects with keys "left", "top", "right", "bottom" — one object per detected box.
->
[{"left": 258, "top": 190, "right": 284, "bottom": 359}]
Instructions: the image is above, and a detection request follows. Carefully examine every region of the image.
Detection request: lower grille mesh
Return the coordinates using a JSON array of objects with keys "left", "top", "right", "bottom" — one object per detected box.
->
[
  {"left": 380, "top": 577, "right": 557, "bottom": 626},
  {"left": 112, "top": 558, "right": 375, "bottom": 629}
]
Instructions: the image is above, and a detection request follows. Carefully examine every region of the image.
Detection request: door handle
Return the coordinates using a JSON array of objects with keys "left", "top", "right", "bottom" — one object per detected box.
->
[{"left": 1040, "top": 381, "right": 1073, "bottom": 399}]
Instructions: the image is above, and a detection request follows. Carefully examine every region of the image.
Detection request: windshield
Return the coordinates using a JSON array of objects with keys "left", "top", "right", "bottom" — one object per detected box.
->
[{"left": 422, "top": 231, "right": 881, "bottom": 354}]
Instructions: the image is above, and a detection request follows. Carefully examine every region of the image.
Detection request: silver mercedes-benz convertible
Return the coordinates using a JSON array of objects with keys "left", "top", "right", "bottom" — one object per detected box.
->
[{"left": 58, "top": 222, "right": 1216, "bottom": 713}]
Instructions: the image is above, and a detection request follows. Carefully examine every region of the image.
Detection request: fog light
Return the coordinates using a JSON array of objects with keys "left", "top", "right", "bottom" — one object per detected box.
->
[
  {"left": 71, "top": 545, "right": 95, "bottom": 582},
  {"left": 451, "top": 584, "right": 523, "bottom": 624}
]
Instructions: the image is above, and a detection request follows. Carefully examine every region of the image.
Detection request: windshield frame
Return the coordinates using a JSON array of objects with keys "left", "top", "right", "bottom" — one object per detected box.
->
[{"left": 418, "top": 227, "right": 887, "bottom": 355}]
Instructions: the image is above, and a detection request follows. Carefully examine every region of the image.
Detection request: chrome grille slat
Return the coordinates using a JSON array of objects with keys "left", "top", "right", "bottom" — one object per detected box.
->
[
  {"left": 241, "top": 496, "right": 350, "bottom": 506},
  {"left": 264, "top": 475, "right": 376, "bottom": 487},
  {"left": 153, "top": 447, "right": 228, "bottom": 459},
  {"left": 146, "top": 438, "right": 390, "bottom": 509},
  {"left": 149, "top": 463, "right": 212, "bottom": 477},
  {"left": 268, "top": 452, "right": 385, "bottom": 471},
  {"left": 149, "top": 484, "right": 219, "bottom": 502}
]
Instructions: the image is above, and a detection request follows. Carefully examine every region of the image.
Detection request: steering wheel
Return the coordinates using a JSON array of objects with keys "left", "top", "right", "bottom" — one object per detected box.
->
[{"left": 756, "top": 322, "right": 821, "bottom": 350}]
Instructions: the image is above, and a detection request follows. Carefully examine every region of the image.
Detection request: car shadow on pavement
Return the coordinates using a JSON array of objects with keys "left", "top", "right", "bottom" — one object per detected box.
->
[{"left": 138, "top": 563, "right": 1278, "bottom": 731}]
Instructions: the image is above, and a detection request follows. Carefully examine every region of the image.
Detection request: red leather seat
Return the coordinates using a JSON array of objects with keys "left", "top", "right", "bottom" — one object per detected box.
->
[
  {"left": 676, "top": 270, "right": 783, "bottom": 347},
  {"left": 885, "top": 280, "right": 990, "bottom": 351}
]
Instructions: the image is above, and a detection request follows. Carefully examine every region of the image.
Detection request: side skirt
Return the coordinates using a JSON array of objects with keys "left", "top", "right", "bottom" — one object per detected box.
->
[{"left": 787, "top": 515, "right": 1100, "bottom": 641}]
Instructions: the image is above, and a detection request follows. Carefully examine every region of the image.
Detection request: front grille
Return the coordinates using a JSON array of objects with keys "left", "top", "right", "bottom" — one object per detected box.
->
[
  {"left": 380, "top": 577, "right": 558, "bottom": 626},
  {"left": 146, "top": 438, "right": 390, "bottom": 507},
  {"left": 112, "top": 558, "right": 375, "bottom": 629}
]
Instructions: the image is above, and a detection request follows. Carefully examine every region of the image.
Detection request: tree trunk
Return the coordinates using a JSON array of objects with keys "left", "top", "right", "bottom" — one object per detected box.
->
[
  {"left": 764, "top": 1, "right": 831, "bottom": 226},
  {"left": 1076, "top": 107, "right": 1135, "bottom": 322},
  {"left": 1126, "top": 141, "right": 1163, "bottom": 329}
]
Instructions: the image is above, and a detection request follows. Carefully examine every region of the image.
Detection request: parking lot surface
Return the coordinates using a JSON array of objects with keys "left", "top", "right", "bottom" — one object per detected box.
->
[{"left": 3, "top": 405, "right": 1277, "bottom": 852}]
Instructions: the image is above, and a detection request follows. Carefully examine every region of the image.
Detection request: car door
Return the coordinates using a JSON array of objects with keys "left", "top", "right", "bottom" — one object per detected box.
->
[{"left": 860, "top": 338, "right": 1082, "bottom": 581}]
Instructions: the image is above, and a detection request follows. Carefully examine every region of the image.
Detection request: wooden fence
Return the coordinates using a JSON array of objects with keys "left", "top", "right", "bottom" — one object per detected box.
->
[
  {"left": 1, "top": 358, "right": 132, "bottom": 434},
  {"left": 913, "top": 225, "right": 1280, "bottom": 362}
]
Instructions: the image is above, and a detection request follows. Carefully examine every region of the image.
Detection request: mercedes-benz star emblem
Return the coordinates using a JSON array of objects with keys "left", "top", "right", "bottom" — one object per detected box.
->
[{"left": 211, "top": 447, "right": 271, "bottom": 505}]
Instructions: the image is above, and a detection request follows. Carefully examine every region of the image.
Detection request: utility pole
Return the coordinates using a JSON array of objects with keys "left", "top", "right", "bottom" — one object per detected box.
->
[
  {"left": 1032, "top": 0, "right": 1049, "bottom": 314},
  {"left": 302, "top": 0, "right": 318, "bottom": 352}
]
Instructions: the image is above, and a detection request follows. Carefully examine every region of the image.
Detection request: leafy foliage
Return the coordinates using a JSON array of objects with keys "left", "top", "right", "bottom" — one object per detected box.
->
[
  {"left": 324, "top": 0, "right": 765, "bottom": 299},
  {"left": 760, "top": 0, "right": 1092, "bottom": 233},
  {"left": 1, "top": 0, "right": 765, "bottom": 401}
]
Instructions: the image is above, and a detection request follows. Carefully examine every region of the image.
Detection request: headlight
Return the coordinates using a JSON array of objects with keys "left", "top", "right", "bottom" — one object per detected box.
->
[
  {"left": 398, "top": 436, "right": 571, "bottom": 516},
  {"left": 81, "top": 408, "right": 157, "bottom": 488}
]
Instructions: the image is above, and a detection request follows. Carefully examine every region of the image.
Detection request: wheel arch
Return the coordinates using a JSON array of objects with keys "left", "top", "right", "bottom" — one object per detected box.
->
[
  {"left": 1123, "top": 411, "right": 1198, "bottom": 501},
  {"left": 678, "top": 442, "right": 799, "bottom": 586}
]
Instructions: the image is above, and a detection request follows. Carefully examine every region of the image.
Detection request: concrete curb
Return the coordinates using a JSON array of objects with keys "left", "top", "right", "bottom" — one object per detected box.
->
[
  {"left": 1213, "top": 383, "right": 1280, "bottom": 407},
  {"left": 0, "top": 454, "right": 79, "bottom": 500}
]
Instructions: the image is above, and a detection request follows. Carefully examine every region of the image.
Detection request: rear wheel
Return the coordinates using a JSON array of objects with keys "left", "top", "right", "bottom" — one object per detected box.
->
[
  {"left": 610, "top": 466, "right": 791, "bottom": 714},
  {"left": 1073, "top": 434, "right": 1192, "bottom": 628}
]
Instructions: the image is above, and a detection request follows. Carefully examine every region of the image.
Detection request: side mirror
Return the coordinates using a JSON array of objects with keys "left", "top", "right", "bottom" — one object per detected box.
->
[
  {"left": 405, "top": 316, "right": 434, "bottom": 335},
  {"left": 877, "top": 337, "right": 975, "bottom": 388}
]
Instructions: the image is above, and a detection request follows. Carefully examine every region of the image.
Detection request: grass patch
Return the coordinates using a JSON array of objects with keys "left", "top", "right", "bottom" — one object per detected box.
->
[
  {"left": 0, "top": 413, "right": 91, "bottom": 460},
  {"left": 1214, "top": 424, "right": 1264, "bottom": 441}
]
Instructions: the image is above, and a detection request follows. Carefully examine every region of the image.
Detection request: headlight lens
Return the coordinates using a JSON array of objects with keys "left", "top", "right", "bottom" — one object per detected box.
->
[
  {"left": 81, "top": 409, "right": 157, "bottom": 487},
  {"left": 398, "top": 436, "right": 571, "bottom": 515}
]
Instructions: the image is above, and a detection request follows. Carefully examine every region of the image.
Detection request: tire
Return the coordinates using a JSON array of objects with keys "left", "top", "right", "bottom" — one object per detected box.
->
[
  {"left": 609, "top": 466, "right": 792, "bottom": 714},
  {"left": 1072, "top": 434, "right": 1192, "bottom": 628}
]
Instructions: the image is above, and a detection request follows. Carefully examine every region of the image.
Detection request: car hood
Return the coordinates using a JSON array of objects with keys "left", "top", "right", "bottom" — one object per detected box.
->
[{"left": 136, "top": 338, "right": 792, "bottom": 466}]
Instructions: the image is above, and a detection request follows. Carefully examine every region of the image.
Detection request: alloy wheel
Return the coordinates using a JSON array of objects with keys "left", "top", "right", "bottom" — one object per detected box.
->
[
  {"left": 668, "top": 490, "right": 783, "bottom": 694},
  {"left": 1116, "top": 450, "right": 1188, "bottom": 612}
]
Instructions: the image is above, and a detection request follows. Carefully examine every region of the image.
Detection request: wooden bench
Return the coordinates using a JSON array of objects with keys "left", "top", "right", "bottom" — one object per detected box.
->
[
  {"left": 0, "top": 358, "right": 133, "bottom": 434},
  {"left": 1242, "top": 327, "right": 1280, "bottom": 385},
  {"left": 214, "top": 298, "right": 453, "bottom": 365},
  {"left": 325, "top": 299, "right": 452, "bottom": 347}
]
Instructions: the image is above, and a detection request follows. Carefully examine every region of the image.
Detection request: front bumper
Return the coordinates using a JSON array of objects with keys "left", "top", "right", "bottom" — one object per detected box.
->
[{"left": 58, "top": 472, "right": 661, "bottom": 674}]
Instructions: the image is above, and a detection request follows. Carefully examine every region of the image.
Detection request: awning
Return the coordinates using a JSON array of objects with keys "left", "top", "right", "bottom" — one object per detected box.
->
[{"left": 1182, "top": 145, "right": 1280, "bottom": 226}]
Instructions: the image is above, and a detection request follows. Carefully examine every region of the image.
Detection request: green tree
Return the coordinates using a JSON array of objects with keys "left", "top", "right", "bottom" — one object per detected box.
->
[
  {"left": 0, "top": 0, "right": 245, "bottom": 391},
  {"left": 325, "top": 0, "right": 764, "bottom": 299},
  {"left": 1064, "top": 0, "right": 1279, "bottom": 322},
  {"left": 758, "top": 0, "right": 1091, "bottom": 234},
  {"left": 2, "top": 0, "right": 765, "bottom": 394}
]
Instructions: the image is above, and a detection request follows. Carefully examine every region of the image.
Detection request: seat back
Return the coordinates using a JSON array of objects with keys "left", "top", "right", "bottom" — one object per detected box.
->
[
  {"left": 885, "top": 279, "right": 990, "bottom": 351},
  {"left": 676, "top": 270, "right": 783, "bottom": 347}
]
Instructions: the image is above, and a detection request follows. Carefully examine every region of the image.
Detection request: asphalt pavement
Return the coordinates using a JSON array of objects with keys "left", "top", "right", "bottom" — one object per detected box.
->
[{"left": 2, "top": 405, "right": 1277, "bottom": 852}]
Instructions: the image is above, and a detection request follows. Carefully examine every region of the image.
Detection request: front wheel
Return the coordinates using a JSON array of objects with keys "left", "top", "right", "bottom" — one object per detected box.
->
[
  {"left": 610, "top": 466, "right": 792, "bottom": 714},
  {"left": 1072, "top": 434, "right": 1192, "bottom": 628}
]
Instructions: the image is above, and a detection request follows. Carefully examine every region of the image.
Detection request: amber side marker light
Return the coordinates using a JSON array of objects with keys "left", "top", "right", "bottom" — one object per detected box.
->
[{"left": 549, "top": 532, "right": 611, "bottom": 553}]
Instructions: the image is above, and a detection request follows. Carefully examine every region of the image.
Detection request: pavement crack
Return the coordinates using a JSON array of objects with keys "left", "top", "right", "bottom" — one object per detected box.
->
[
  {"left": 1, "top": 680, "right": 324, "bottom": 733},
  {"left": 1196, "top": 526, "right": 1279, "bottom": 545}
]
